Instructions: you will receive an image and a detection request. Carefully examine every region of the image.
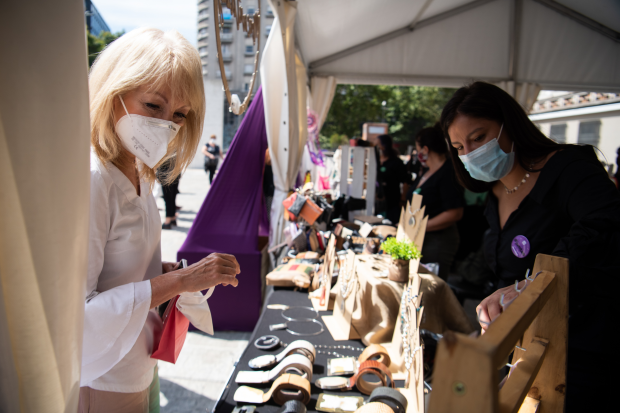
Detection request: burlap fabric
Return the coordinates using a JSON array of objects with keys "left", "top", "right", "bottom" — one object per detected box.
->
[{"left": 339, "top": 256, "right": 474, "bottom": 345}]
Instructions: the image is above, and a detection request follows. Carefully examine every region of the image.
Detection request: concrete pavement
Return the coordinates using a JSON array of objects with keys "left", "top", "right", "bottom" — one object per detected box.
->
[{"left": 156, "top": 167, "right": 251, "bottom": 413}]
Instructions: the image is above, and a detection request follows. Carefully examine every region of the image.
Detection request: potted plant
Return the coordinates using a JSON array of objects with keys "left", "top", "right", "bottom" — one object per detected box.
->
[{"left": 380, "top": 238, "right": 422, "bottom": 283}]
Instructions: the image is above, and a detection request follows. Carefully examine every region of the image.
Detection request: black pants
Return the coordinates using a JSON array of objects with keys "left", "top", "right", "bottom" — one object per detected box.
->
[
  {"left": 205, "top": 165, "right": 217, "bottom": 184},
  {"left": 162, "top": 179, "right": 179, "bottom": 218}
]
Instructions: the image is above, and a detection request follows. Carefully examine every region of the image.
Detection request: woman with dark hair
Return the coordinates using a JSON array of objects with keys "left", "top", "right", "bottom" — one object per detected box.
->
[
  {"left": 376, "top": 134, "right": 408, "bottom": 225},
  {"left": 405, "top": 124, "right": 465, "bottom": 280},
  {"left": 441, "top": 81, "right": 620, "bottom": 409}
]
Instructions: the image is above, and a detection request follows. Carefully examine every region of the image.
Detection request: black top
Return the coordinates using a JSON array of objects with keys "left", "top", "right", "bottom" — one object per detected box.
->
[
  {"left": 407, "top": 160, "right": 465, "bottom": 219},
  {"left": 205, "top": 143, "right": 221, "bottom": 158},
  {"left": 377, "top": 156, "right": 408, "bottom": 207},
  {"left": 484, "top": 146, "right": 620, "bottom": 356}
]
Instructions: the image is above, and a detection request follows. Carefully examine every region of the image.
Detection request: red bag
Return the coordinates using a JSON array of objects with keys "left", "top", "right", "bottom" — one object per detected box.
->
[{"left": 151, "top": 295, "right": 190, "bottom": 364}]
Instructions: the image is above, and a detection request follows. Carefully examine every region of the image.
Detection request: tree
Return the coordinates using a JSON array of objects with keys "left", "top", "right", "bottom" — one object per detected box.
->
[
  {"left": 88, "top": 30, "right": 124, "bottom": 67},
  {"left": 321, "top": 85, "right": 456, "bottom": 152}
]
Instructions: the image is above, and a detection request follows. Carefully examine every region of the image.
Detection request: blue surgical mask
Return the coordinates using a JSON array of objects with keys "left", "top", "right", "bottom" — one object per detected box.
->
[{"left": 458, "top": 124, "right": 515, "bottom": 182}]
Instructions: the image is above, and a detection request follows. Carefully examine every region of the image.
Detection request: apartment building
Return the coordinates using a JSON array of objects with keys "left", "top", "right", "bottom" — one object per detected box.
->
[
  {"left": 530, "top": 91, "right": 620, "bottom": 174},
  {"left": 194, "top": 0, "right": 273, "bottom": 166}
]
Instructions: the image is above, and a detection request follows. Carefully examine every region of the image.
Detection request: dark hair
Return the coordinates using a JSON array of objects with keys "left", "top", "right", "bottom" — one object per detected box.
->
[
  {"left": 416, "top": 123, "right": 448, "bottom": 155},
  {"left": 377, "top": 134, "right": 398, "bottom": 159},
  {"left": 440, "top": 81, "right": 568, "bottom": 192}
]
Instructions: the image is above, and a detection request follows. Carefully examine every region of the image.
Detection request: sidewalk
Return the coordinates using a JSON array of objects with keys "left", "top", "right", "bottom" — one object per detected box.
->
[{"left": 156, "top": 167, "right": 251, "bottom": 413}]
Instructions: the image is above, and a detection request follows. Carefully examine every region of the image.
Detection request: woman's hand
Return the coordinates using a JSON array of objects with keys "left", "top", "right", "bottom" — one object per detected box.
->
[
  {"left": 476, "top": 282, "right": 524, "bottom": 333},
  {"left": 162, "top": 261, "right": 180, "bottom": 274},
  {"left": 178, "top": 253, "right": 240, "bottom": 292},
  {"left": 150, "top": 253, "right": 240, "bottom": 309}
]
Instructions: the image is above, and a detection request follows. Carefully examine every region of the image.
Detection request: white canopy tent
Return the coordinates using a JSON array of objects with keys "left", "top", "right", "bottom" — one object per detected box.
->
[
  {"left": 261, "top": 0, "right": 620, "bottom": 251},
  {"left": 298, "top": 0, "right": 620, "bottom": 93}
]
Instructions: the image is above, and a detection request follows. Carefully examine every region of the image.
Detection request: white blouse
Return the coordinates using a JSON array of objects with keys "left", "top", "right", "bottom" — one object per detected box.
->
[{"left": 81, "top": 153, "right": 162, "bottom": 392}]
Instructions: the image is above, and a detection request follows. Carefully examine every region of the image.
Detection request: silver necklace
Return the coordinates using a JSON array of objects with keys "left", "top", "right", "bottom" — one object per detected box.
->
[
  {"left": 504, "top": 172, "right": 530, "bottom": 194},
  {"left": 339, "top": 256, "right": 354, "bottom": 300},
  {"left": 316, "top": 344, "right": 364, "bottom": 358}
]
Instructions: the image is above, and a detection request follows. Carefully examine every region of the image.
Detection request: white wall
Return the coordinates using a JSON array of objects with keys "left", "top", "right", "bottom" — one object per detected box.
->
[
  {"left": 190, "top": 78, "right": 225, "bottom": 168},
  {"left": 533, "top": 109, "right": 620, "bottom": 172}
]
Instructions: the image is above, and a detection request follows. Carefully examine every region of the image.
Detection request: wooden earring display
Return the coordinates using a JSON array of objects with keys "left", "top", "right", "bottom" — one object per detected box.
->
[
  {"left": 428, "top": 254, "right": 569, "bottom": 413},
  {"left": 322, "top": 250, "right": 361, "bottom": 340}
]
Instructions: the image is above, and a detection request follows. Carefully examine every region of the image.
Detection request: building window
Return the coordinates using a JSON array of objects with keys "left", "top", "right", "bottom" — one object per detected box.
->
[
  {"left": 578, "top": 120, "right": 601, "bottom": 146},
  {"left": 265, "top": 25, "right": 272, "bottom": 36},
  {"left": 549, "top": 123, "right": 567, "bottom": 144},
  {"left": 244, "top": 64, "right": 254, "bottom": 75},
  {"left": 247, "top": 7, "right": 255, "bottom": 15},
  {"left": 222, "top": 27, "right": 232, "bottom": 34},
  {"left": 199, "top": 28, "right": 208, "bottom": 35},
  {"left": 245, "top": 45, "right": 253, "bottom": 53},
  {"left": 266, "top": 6, "right": 273, "bottom": 16},
  {"left": 199, "top": 9, "right": 208, "bottom": 17},
  {"left": 244, "top": 83, "right": 249, "bottom": 92},
  {"left": 199, "top": 46, "right": 208, "bottom": 53},
  {"left": 221, "top": 44, "right": 230, "bottom": 54}
]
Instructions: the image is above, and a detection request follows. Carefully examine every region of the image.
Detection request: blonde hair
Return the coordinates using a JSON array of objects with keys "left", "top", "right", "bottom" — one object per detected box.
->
[{"left": 89, "top": 27, "right": 205, "bottom": 186}]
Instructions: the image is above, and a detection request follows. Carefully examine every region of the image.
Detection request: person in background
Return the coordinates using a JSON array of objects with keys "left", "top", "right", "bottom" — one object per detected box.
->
[
  {"left": 202, "top": 134, "right": 221, "bottom": 184},
  {"left": 376, "top": 134, "right": 409, "bottom": 225},
  {"left": 157, "top": 157, "right": 180, "bottom": 230},
  {"left": 442, "top": 81, "right": 620, "bottom": 410},
  {"left": 614, "top": 147, "right": 620, "bottom": 189},
  {"left": 406, "top": 124, "right": 465, "bottom": 280}
]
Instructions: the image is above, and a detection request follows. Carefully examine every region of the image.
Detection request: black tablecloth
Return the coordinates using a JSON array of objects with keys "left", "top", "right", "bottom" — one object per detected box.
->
[{"left": 213, "top": 288, "right": 404, "bottom": 413}]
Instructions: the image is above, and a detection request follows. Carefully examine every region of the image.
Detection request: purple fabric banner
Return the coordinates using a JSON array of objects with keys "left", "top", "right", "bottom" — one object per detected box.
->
[{"left": 178, "top": 86, "right": 268, "bottom": 331}]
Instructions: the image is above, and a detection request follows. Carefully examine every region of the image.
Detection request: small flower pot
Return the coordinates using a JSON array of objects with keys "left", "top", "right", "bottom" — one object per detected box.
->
[{"left": 388, "top": 258, "right": 410, "bottom": 283}]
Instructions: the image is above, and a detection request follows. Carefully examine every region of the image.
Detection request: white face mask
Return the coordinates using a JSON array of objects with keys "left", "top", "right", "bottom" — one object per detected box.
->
[{"left": 114, "top": 96, "right": 181, "bottom": 169}]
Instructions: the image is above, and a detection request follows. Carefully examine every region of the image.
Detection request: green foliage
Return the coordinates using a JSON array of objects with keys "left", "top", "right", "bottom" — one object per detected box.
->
[
  {"left": 87, "top": 29, "right": 124, "bottom": 67},
  {"left": 380, "top": 237, "right": 422, "bottom": 261},
  {"left": 321, "top": 85, "right": 456, "bottom": 152}
]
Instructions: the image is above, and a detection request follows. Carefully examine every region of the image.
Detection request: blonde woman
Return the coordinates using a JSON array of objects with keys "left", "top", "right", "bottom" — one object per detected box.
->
[{"left": 82, "top": 28, "right": 240, "bottom": 412}]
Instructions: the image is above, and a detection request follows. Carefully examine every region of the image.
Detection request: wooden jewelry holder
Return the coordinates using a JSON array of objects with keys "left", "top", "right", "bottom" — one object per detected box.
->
[
  {"left": 382, "top": 193, "right": 428, "bottom": 380},
  {"left": 311, "top": 234, "right": 337, "bottom": 311},
  {"left": 428, "top": 254, "right": 569, "bottom": 413},
  {"left": 397, "top": 194, "right": 428, "bottom": 251},
  {"left": 322, "top": 250, "right": 361, "bottom": 340}
]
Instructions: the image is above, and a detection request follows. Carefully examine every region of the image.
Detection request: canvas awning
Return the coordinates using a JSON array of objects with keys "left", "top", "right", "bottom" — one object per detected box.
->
[{"left": 295, "top": 0, "right": 620, "bottom": 93}]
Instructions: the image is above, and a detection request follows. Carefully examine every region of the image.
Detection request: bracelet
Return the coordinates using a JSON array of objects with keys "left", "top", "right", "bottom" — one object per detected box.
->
[
  {"left": 281, "top": 306, "right": 319, "bottom": 321},
  {"left": 277, "top": 400, "right": 307, "bottom": 413},
  {"left": 367, "top": 387, "right": 408, "bottom": 413},
  {"left": 254, "top": 335, "right": 282, "bottom": 350},
  {"left": 234, "top": 373, "right": 312, "bottom": 405},
  {"left": 236, "top": 354, "right": 313, "bottom": 384},
  {"left": 358, "top": 344, "right": 391, "bottom": 367},
  {"left": 248, "top": 340, "right": 316, "bottom": 369},
  {"left": 270, "top": 318, "right": 325, "bottom": 336},
  {"left": 315, "top": 360, "right": 395, "bottom": 395},
  {"left": 355, "top": 402, "right": 395, "bottom": 413}
]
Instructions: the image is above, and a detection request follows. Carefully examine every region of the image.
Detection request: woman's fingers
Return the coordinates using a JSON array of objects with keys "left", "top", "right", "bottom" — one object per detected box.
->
[{"left": 210, "top": 253, "right": 240, "bottom": 273}]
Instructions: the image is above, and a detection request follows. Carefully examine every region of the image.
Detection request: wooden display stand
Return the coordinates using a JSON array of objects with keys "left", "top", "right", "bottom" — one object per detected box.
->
[
  {"left": 428, "top": 254, "right": 569, "bottom": 413},
  {"left": 322, "top": 250, "right": 361, "bottom": 340},
  {"left": 338, "top": 145, "right": 377, "bottom": 216},
  {"left": 382, "top": 193, "right": 428, "bottom": 381}
]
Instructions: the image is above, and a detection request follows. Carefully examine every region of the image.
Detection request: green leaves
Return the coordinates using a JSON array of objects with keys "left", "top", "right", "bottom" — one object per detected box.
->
[
  {"left": 87, "top": 30, "right": 124, "bottom": 67},
  {"left": 380, "top": 237, "right": 422, "bottom": 261},
  {"left": 320, "top": 85, "right": 456, "bottom": 151}
]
